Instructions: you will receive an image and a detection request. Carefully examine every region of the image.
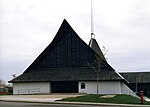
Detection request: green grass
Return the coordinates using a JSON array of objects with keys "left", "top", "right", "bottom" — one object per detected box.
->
[
  {"left": 147, "top": 96, "right": 150, "bottom": 99},
  {"left": 61, "top": 94, "right": 150, "bottom": 105}
]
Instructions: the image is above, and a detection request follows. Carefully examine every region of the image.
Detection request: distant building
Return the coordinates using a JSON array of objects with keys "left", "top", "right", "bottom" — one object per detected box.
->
[
  {"left": 0, "top": 85, "right": 12, "bottom": 94},
  {"left": 120, "top": 72, "right": 150, "bottom": 96},
  {"left": 9, "top": 19, "right": 134, "bottom": 95}
]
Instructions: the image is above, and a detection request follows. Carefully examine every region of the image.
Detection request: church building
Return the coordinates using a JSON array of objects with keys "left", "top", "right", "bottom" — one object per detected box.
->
[{"left": 9, "top": 19, "right": 134, "bottom": 95}]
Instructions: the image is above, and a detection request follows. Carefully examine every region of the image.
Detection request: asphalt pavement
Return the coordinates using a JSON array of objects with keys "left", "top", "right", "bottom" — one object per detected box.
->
[
  {"left": 0, "top": 101, "right": 114, "bottom": 107},
  {"left": 0, "top": 94, "right": 150, "bottom": 107}
]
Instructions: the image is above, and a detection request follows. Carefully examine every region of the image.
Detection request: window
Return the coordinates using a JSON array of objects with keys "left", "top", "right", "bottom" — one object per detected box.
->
[{"left": 81, "top": 83, "right": 85, "bottom": 89}]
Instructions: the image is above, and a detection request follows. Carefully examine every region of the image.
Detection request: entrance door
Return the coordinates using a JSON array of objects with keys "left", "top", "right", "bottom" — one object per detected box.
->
[{"left": 51, "top": 81, "right": 78, "bottom": 93}]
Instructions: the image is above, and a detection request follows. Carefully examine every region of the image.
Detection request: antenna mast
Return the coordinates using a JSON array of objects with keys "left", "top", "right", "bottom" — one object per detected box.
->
[{"left": 91, "top": 0, "right": 95, "bottom": 39}]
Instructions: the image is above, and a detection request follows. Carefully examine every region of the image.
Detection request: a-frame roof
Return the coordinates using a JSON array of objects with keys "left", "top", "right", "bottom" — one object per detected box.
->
[{"left": 10, "top": 19, "right": 123, "bottom": 83}]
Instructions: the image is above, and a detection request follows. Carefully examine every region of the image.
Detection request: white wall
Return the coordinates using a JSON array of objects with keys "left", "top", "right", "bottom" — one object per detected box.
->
[
  {"left": 13, "top": 81, "right": 135, "bottom": 95},
  {"left": 99, "top": 81, "right": 121, "bottom": 94},
  {"left": 79, "top": 81, "right": 121, "bottom": 94},
  {"left": 79, "top": 81, "right": 97, "bottom": 94},
  {"left": 79, "top": 81, "right": 135, "bottom": 95},
  {"left": 120, "top": 82, "right": 135, "bottom": 96},
  {"left": 13, "top": 82, "right": 50, "bottom": 94}
]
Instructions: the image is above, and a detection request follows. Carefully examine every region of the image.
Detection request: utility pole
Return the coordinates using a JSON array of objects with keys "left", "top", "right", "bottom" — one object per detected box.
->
[{"left": 136, "top": 77, "right": 140, "bottom": 94}]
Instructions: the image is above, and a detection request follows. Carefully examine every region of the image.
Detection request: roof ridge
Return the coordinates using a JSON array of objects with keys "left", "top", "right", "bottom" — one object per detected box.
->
[{"left": 24, "top": 19, "right": 72, "bottom": 72}]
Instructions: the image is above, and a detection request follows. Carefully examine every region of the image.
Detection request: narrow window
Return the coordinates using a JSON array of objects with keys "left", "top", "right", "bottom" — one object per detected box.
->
[{"left": 81, "top": 83, "right": 85, "bottom": 89}]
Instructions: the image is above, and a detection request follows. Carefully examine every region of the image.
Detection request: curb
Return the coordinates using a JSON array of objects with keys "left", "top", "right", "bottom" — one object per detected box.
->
[
  {"left": 0, "top": 99, "right": 150, "bottom": 107},
  {"left": 55, "top": 101, "right": 150, "bottom": 107}
]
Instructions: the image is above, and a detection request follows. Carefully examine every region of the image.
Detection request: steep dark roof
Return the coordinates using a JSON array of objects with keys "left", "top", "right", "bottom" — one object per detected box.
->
[
  {"left": 9, "top": 19, "right": 122, "bottom": 83},
  {"left": 89, "top": 38, "right": 105, "bottom": 60},
  {"left": 10, "top": 68, "right": 122, "bottom": 83},
  {"left": 120, "top": 72, "right": 150, "bottom": 83},
  {"left": 24, "top": 19, "right": 96, "bottom": 71}
]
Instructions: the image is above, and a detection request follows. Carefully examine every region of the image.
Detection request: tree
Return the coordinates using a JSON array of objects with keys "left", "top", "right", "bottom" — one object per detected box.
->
[
  {"left": 0, "top": 79, "right": 6, "bottom": 87},
  {"left": 88, "top": 54, "right": 104, "bottom": 94},
  {"left": 101, "top": 46, "right": 108, "bottom": 60}
]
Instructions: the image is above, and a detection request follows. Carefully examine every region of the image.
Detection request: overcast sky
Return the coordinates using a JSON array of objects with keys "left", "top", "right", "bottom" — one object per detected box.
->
[{"left": 0, "top": 0, "right": 150, "bottom": 83}]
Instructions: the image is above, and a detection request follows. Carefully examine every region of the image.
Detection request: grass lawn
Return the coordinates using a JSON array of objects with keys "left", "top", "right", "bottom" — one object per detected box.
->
[
  {"left": 147, "top": 96, "right": 150, "bottom": 99},
  {"left": 61, "top": 94, "right": 150, "bottom": 105}
]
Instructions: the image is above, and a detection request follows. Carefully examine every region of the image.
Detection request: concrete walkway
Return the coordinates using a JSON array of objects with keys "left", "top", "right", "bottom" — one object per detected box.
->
[
  {"left": 0, "top": 94, "right": 150, "bottom": 107},
  {"left": 0, "top": 94, "right": 82, "bottom": 102},
  {"left": 144, "top": 97, "right": 150, "bottom": 102}
]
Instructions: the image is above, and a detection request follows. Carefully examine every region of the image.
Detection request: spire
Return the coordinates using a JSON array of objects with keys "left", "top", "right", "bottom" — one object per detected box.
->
[
  {"left": 91, "top": 0, "right": 95, "bottom": 39},
  {"left": 89, "top": 38, "right": 106, "bottom": 61},
  {"left": 89, "top": 1, "right": 106, "bottom": 61}
]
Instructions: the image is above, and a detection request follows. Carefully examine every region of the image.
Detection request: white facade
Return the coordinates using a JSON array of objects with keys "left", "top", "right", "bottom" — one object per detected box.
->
[
  {"left": 13, "top": 82, "right": 50, "bottom": 94},
  {"left": 79, "top": 81, "right": 135, "bottom": 95},
  {"left": 120, "top": 82, "right": 135, "bottom": 96},
  {"left": 13, "top": 81, "right": 134, "bottom": 95}
]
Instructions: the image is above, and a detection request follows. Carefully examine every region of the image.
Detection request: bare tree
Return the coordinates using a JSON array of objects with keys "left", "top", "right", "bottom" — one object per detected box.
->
[
  {"left": 88, "top": 54, "right": 104, "bottom": 94},
  {"left": 102, "top": 46, "right": 108, "bottom": 60},
  {"left": 0, "top": 79, "right": 6, "bottom": 87}
]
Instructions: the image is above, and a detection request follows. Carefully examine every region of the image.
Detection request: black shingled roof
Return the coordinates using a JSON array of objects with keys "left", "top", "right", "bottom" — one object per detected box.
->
[
  {"left": 9, "top": 19, "right": 123, "bottom": 83},
  {"left": 120, "top": 72, "right": 150, "bottom": 83},
  {"left": 10, "top": 68, "right": 123, "bottom": 83}
]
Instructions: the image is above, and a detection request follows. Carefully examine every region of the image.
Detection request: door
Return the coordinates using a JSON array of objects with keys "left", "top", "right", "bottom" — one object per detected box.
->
[{"left": 51, "top": 81, "right": 78, "bottom": 93}]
